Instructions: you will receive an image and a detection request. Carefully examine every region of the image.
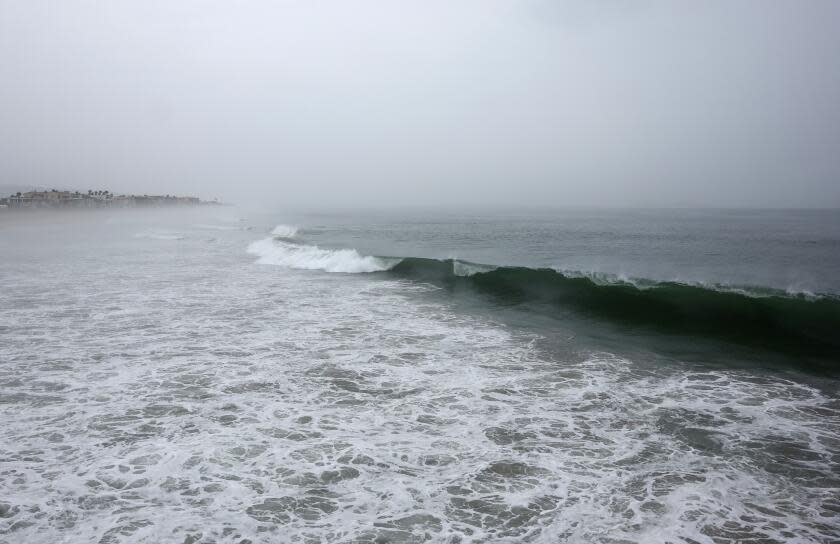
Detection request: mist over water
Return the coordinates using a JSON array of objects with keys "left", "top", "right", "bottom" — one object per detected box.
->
[
  {"left": 2, "top": 208, "right": 839, "bottom": 543},
  {"left": 3, "top": 0, "right": 840, "bottom": 542},
  {"left": 2, "top": 1, "right": 840, "bottom": 208}
]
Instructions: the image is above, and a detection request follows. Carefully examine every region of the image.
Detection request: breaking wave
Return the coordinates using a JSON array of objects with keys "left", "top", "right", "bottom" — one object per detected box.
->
[
  {"left": 247, "top": 237, "right": 391, "bottom": 274},
  {"left": 271, "top": 224, "right": 299, "bottom": 238},
  {"left": 388, "top": 257, "right": 840, "bottom": 360},
  {"left": 248, "top": 231, "right": 840, "bottom": 359}
]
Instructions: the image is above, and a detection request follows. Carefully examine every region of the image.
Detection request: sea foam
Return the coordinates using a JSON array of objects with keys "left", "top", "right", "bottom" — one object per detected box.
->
[
  {"left": 5, "top": 215, "right": 840, "bottom": 544},
  {"left": 248, "top": 235, "right": 389, "bottom": 274},
  {"left": 271, "top": 224, "right": 299, "bottom": 238}
]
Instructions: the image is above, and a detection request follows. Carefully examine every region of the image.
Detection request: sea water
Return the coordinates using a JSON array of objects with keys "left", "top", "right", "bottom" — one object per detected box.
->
[{"left": 1, "top": 208, "right": 838, "bottom": 543}]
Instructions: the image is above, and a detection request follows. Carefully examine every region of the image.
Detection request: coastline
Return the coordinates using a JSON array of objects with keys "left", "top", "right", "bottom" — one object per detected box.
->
[{"left": 0, "top": 188, "right": 223, "bottom": 211}]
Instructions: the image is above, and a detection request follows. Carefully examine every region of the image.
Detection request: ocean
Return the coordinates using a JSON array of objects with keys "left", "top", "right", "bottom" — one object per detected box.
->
[{"left": 1, "top": 207, "right": 839, "bottom": 543}]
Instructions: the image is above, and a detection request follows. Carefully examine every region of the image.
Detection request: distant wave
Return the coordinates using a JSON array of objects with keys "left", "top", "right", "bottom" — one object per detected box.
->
[{"left": 247, "top": 236, "right": 391, "bottom": 274}]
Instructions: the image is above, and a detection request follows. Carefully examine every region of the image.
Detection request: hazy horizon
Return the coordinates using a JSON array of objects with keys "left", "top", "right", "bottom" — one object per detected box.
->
[
  {"left": 2, "top": 1, "right": 839, "bottom": 209},
  {"left": 4, "top": 6, "right": 840, "bottom": 539}
]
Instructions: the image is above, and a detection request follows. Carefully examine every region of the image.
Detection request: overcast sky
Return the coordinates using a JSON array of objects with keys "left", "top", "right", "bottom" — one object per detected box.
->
[{"left": 1, "top": 1, "right": 839, "bottom": 208}]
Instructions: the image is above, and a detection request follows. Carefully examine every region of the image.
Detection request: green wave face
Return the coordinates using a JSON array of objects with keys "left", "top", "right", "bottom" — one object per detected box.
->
[{"left": 387, "top": 257, "right": 840, "bottom": 361}]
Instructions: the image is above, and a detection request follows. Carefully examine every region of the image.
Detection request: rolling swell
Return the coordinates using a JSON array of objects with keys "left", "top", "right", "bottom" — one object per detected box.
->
[{"left": 387, "top": 257, "right": 840, "bottom": 360}]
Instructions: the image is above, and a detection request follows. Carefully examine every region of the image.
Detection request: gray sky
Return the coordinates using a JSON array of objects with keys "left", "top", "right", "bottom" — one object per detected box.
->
[{"left": 1, "top": 0, "right": 839, "bottom": 208}]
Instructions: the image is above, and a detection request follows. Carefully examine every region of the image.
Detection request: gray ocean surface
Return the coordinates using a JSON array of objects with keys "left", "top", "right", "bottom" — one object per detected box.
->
[{"left": 1, "top": 208, "right": 839, "bottom": 543}]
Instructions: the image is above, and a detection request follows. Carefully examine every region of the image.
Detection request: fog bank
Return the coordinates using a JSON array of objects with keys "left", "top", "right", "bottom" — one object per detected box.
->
[{"left": 1, "top": 1, "right": 839, "bottom": 208}]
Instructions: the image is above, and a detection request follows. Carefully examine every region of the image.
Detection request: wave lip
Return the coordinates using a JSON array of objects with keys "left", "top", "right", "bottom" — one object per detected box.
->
[{"left": 247, "top": 237, "right": 390, "bottom": 274}]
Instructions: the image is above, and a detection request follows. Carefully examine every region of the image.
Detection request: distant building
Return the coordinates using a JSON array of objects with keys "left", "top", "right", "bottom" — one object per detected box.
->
[{"left": 2, "top": 188, "right": 213, "bottom": 210}]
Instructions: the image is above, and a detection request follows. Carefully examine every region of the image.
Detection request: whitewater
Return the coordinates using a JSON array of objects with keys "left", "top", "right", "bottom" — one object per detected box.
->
[{"left": 1, "top": 209, "right": 839, "bottom": 543}]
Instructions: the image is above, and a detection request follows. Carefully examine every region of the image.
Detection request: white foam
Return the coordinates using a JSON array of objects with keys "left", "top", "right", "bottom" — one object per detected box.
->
[
  {"left": 271, "top": 224, "right": 299, "bottom": 238},
  {"left": 5, "top": 218, "right": 840, "bottom": 544},
  {"left": 453, "top": 259, "right": 497, "bottom": 277},
  {"left": 247, "top": 237, "right": 391, "bottom": 274},
  {"left": 785, "top": 286, "right": 823, "bottom": 300}
]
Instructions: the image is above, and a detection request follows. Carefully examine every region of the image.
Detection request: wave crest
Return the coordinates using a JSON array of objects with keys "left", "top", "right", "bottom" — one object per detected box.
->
[
  {"left": 389, "top": 257, "right": 840, "bottom": 359},
  {"left": 245, "top": 237, "right": 840, "bottom": 359},
  {"left": 247, "top": 237, "right": 390, "bottom": 274}
]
